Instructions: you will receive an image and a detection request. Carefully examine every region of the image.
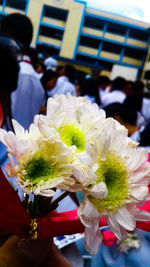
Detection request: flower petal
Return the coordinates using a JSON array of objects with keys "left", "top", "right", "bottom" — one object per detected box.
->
[
  {"left": 134, "top": 209, "right": 150, "bottom": 221},
  {"left": 84, "top": 223, "right": 103, "bottom": 255},
  {"left": 86, "top": 182, "right": 108, "bottom": 199},
  {"left": 130, "top": 185, "right": 148, "bottom": 202},
  {"left": 77, "top": 151, "right": 92, "bottom": 165},
  {"left": 12, "top": 119, "right": 25, "bottom": 135},
  {"left": 78, "top": 199, "right": 99, "bottom": 228},
  {"left": 114, "top": 206, "right": 136, "bottom": 231},
  {"left": 106, "top": 213, "right": 123, "bottom": 240}
]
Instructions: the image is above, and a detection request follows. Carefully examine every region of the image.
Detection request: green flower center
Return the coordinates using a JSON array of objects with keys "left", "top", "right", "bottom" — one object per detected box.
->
[
  {"left": 58, "top": 124, "right": 85, "bottom": 153},
  {"left": 88, "top": 154, "right": 128, "bottom": 213},
  {"left": 24, "top": 158, "right": 57, "bottom": 185}
]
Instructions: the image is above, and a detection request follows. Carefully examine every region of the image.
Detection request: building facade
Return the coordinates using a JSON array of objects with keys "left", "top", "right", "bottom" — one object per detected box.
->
[{"left": 0, "top": 0, "right": 150, "bottom": 78}]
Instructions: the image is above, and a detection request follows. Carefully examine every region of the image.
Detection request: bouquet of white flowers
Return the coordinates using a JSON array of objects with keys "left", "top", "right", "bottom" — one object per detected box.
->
[{"left": 0, "top": 94, "right": 150, "bottom": 255}]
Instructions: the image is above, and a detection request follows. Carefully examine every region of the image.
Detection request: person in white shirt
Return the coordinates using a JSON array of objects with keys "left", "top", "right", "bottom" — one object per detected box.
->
[
  {"left": 44, "top": 55, "right": 58, "bottom": 72},
  {"left": 11, "top": 55, "right": 45, "bottom": 129},
  {"left": 124, "top": 81, "right": 150, "bottom": 126},
  {"left": 104, "top": 102, "right": 139, "bottom": 139},
  {"left": 48, "top": 65, "right": 76, "bottom": 97},
  {"left": 1, "top": 13, "right": 45, "bottom": 130},
  {"left": 97, "top": 75, "right": 110, "bottom": 106},
  {"left": 102, "top": 77, "right": 127, "bottom": 107}
]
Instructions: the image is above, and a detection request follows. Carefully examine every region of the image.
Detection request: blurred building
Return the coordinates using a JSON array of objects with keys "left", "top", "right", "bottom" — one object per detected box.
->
[
  {"left": 1, "top": 0, "right": 150, "bottom": 79},
  {"left": 142, "top": 28, "right": 150, "bottom": 88}
]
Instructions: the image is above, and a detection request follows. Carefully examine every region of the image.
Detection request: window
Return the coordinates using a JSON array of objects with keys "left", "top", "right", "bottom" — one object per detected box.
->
[
  {"left": 102, "top": 42, "right": 122, "bottom": 54},
  {"left": 43, "top": 5, "right": 68, "bottom": 22},
  {"left": 6, "top": 0, "right": 27, "bottom": 10},
  {"left": 37, "top": 44, "right": 60, "bottom": 56},
  {"left": 40, "top": 25, "right": 63, "bottom": 40},
  {"left": 79, "top": 35, "right": 100, "bottom": 49},
  {"left": 98, "top": 59, "right": 113, "bottom": 71},
  {"left": 107, "top": 23, "right": 126, "bottom": 36},
  {"left": 129, "top": 28, "right": 148, "bottom": 42},
  {"left": 84, "top": 15, "right": 105, "bottom": 31},
  {"left": 124, "top": 47, "right": 144, "bottom": 60},
  {"left": 76, "top": 54, "right": 97, "bottom": 64}
]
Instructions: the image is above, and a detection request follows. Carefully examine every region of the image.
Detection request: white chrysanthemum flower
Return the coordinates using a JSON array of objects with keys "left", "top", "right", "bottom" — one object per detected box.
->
[
  {"left": 35, "top": 94, "right": 106, "bottom": 154},
  {"left": 0, "top": 120, "right": 76, "bottom": 196},
  {"left": 6, "top": 139, "right": 75, "bottom": 197},
  {"left": 77, "top": 118, "right": 150, "bottom": 255},
  {"left": 0, "top": 120, "right": 42, "bottom": 161}
]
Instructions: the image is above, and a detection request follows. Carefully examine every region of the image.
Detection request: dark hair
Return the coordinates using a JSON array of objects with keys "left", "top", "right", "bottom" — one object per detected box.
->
[
  {"left": 41, "top": 70, "right": 57, "bottom": 89},
  {"left": 1, "top": 13, "right": 33, "bottom": 48},
  {"left": 111, "top": 77, "right": 127, "bottom": 91},
  {"left": 140, "top": 123, "right": 150, "bottom": 146},
  {"left": 0, "top": 50, "right": 19, "bottom": 94},
  {"left": 123, "top": 93, "right": 143, "bottom": 112},
  {"left": 98, "top": 75, "right": 110, "bottom": 86},
  {"left": 0, "top": 38, "right": 20, "bottom": 131},
  {"left": 28, "top": 47, "right": 38, "bottom": 68},
  {"left": 133, "top": 81, "right": 144, "bottom": 94},
  {"left": 80, "top": 77, "right": 101, "bottom": 106},
  {"left": 104, "top": 102, "right": 137, "bottom": 125},
  {"left": 64, "top": 64, "right": 75, "bottom": 83}
]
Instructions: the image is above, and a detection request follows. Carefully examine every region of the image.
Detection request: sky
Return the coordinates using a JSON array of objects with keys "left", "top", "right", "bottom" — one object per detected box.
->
[{"left": 84, "top": 0, "right": 150, "bottom": 23}]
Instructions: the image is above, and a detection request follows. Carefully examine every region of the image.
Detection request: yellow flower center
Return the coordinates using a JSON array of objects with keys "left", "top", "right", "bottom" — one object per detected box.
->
[
  {"left": 88, "top": 154, "right": 128, "bottom": 213},
  {"left": 58, "top": 124, "right": 85, "bottom": 153},
  {"left": 24, "top": 158, "right": 57, "bottom": 185}
]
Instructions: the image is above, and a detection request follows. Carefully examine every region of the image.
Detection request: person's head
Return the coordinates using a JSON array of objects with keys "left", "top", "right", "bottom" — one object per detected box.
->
[
  {"left": 35, "top": 62, "right": 45, "bottom": 74},
  {"left": 133, "top": 81, "right": 144, "bottom": 94},
  {"left": 124, "top": 93, "right": 143, "bottom": 112},
  {"left": 56, "top": 65, "right": 65, "bottom": 77},
  {"left": 41, "top": 70, "right": 57, "bottom": 91},
  {"left": 81, "top": 77, "right": 100, "bottom": 105},
  {"left": 75, "top": 80, "right": 82, "bottom": 96},
  {"left": 64, "top": 64, "right": 75, "bottom": 83},
  {"left": 1, "top": 13, "right": 33, "bottom": 50},
  {"left": 0, "top": 34, "right": 21, "bottom": 106},
  {"left": 104, "top": 102, "right": 138, "bottom": 136},
  {"left": 124, "top": 80, "right": 134, "bottom": 95},
  {"left": 111, "top": 77, "right": 127, "bottom": 92},
  {"left": 28, "top": 47, "right": 38, "bottom": 69},
  {"left": 140, "top": 123, "right": 150, "bottom": 147},
  {"left": 98, "top": 75, "right": 110, "bottom": 90}
]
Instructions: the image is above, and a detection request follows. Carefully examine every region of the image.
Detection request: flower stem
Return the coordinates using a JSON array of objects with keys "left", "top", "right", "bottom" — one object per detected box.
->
[
  {"left": 50, "top": 191, "right": 70, "bottom": 210},
  {"left": 31, "top": 191, "right": 70, "bottom": 218},
  {"left": 24, "top": 194, "right": 29, "bottom": 211}
]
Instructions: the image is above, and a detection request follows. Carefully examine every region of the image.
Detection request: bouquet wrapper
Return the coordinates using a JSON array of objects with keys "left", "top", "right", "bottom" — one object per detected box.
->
[
  {"left": 0, "top": 140, "right": 150, "bottom": 246},
  {"left": 0, "top": 166, "right": 109, "bottom": 243},
  {"left": 0, "top": 167, "right": 30, "bottom": 237},
  {"left": 36, "top": 210, "right": 107, "bottom": 239},
  {"left": 137, "top": 153, "right": 150, "bottom": 231}
]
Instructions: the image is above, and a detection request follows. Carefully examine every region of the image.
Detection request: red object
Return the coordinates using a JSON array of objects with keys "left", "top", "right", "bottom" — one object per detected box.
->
[
  {"left": 22, "top": 59, "right": 31, "bottom": 64},
  {"left": 147, "top": 153, "right": 150, "bottom": 163},
  {"left": 102, "top": 231, "right": 117, "bottom": 246},
  {"left": 0, "top": 104, "right": 3, "bottom": 127},
  {"left": 0, "top": 151, "right": 150, "bottom": 244},
  {"left": 136, "top": 200, "right": 150, "bottom": 231},
  {"left": 0, "top": 166, "right": 108, "bottom": 239},
  {"left": 0, "top": 167, "right": 30, "bottom": 237},
  {"left": 36, "top": 210, "right": 107, "bottom": 240},
  {"left": 136, "top": 153, "right": 150, "bottom": 231}
]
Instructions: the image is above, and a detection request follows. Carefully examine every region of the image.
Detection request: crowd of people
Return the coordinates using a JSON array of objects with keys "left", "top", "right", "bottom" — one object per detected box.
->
[
  {"left": 1, "top": 12, "right": 150, "bottom": 152},
  {"left": 1, "top": 12, "right": 150, "bottom": 267},
  {"left": 39, "top": 65, "right": 150, "bottom": 152}
]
